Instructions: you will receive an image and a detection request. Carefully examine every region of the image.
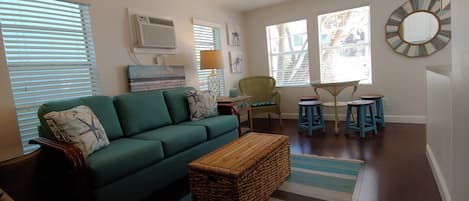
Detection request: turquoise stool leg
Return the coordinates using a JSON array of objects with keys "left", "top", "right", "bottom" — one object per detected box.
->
[
  {"left": 317, "top": 105, "right": 325, "bottom": 133},
  {"left": 345, "top": 105, "right": 352, "bottom": 134},
  {"left": 306, "top": 105, "right": 313, "bottom": 136},
  {"left": 376, "top": 98, "right": 385, "bottom": 127},
  {"left": 358, "top": 106, "right": 366, "bottom": 138},
  {"left": 369, "top": 105, "right": 378, "bottom": 135}
]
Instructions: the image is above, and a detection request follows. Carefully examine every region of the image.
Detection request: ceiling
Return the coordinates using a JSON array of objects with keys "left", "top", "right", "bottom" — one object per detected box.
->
[{"left": 207, "top": 0, "right": 291, "bottom": 12}]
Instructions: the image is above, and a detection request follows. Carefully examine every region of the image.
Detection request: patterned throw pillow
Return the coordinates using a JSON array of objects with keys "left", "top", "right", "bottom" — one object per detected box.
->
[
  {"left": 185, "top": 90, "right": 219, "bottom": 121},
  {"left": 43, "top": 105, "right": 110, "bottom": 157}
]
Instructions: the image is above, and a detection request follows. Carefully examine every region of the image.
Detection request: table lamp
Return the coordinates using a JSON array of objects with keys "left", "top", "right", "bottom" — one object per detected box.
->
[{"left": 200, "top": 50, "right": 223, "bottom": 96}]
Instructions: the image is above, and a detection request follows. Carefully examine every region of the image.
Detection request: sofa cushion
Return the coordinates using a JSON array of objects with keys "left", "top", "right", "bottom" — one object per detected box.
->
[
  {"left": 185, "top": 90, "right": 219, "bottom": 121},
  {"left": 87, "top": 138, "right": 164, "bottom": 187},
  {"left": 38, "top": 96, "right": 124, "bottom": 140},
  {"left": 132, "top": 125, "right": 207, "bottom": 157},
  {"left": 182, "top": 115, "right": 238, "bottom": 139},
  {"left": 80, "top": 96, "right": 124, "bottom": 140},
  {"left": 44, "top": 105, "right": 110, "bottom": 157},
  {"left": 163, "top": 87, "right": 195, "bottom": 123},
  {"left": 114, "top": 91, "right": 172, "bottom": 136}
]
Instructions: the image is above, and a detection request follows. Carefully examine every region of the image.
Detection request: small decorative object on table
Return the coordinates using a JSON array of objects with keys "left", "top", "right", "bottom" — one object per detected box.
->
[
  {"left": 189, "top": 133, "right": 290, "bottom": 201},
  {"left": 217, "top": 96, "right": 252, "bottom": 135}
]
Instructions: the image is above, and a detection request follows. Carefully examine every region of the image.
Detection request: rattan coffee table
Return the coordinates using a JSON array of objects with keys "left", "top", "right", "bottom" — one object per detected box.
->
[{"left": 189, "top": 133, "right": 290, "bottom": 201}]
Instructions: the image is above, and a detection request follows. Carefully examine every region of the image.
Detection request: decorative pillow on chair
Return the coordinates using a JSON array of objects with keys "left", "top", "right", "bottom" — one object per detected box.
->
[
  {"left": 185, "top": 90, "right": 219, "bottom": 121},
  {"left": 43, "top": 105, "right": 110, "bottom": 157}
]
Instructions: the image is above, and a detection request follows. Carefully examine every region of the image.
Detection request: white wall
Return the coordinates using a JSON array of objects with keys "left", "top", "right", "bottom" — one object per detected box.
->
[
  {"left": 243, "top": 0, "right": 452, "bottom": 123},
  {"left": 449, "top": 0, "right": 469, "bottom": 200},
  {"left": 79, "top": 0, "right": 247, "bottom": 95},
  {"left": 426, "top": 66, "right": 452, "bottom": 201},
  {"left": 0, "top": 0, "right": 247, "bottom": 161}
]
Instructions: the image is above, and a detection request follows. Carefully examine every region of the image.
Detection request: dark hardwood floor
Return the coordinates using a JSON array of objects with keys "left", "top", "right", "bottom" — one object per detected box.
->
[{"left": 153, "top": 119, "right": 442, "bottom": 201}]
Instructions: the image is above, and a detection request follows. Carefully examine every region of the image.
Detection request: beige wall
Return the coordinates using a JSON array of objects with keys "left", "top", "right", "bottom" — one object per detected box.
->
[
  {"left": 243, "top": 0, "right": 452, "bottom": 123},
  {"left": 0, "top": 0, "right": 246, "bottom": 161},
  {"left": 81, "top": 0, "right": 247, "bottom": 95}
]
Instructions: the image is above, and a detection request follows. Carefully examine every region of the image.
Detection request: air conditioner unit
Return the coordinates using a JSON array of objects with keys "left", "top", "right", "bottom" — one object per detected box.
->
[{"left": 135, "top": 15, "right": 176, "bottom": 49}]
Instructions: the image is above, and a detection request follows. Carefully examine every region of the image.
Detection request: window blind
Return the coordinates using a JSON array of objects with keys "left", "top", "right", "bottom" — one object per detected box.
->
[
  {"left": 266, "top": 20, "right": 310, "bottom": 87},
  {"left": 0, "top": 0, "right": 99, "bottom": 153},
  {"left": 193, "top": 24, "right": 225, "bottom": 95},
  {"left": 318, "top": 6, "right": 372, "bottom": 84}
]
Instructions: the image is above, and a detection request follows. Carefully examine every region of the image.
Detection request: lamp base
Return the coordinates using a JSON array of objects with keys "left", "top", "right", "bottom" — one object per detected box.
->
[{"left": 207, "top": 74, "right": 220, "bottom": 97}]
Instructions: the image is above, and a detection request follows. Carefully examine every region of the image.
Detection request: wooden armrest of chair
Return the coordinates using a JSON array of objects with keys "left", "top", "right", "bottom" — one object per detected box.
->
[
  {"left": 30, "top": 137, "right": 93, "bottom": 201},
  {"left": 30, "top": 137, "right": 87, "bottom": 174},
  {"left": 217, "top": 103, "right": 242, "bottom": 135}
]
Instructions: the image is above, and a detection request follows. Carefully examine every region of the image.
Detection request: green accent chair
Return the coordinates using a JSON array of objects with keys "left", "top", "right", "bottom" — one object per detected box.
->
[{"left": 238, "top": 76, "right": 282, "bottom": 126}]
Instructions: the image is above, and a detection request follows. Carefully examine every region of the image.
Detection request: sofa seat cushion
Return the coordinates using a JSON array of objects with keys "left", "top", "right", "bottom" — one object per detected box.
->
[
  {"left": 87, "top": 138, "right": 164, "bottom": 187},
  {"left": 132, "top": 125, "right": 207, "bottom": 157},
  {"left": 181, "top": 115, "right": 238, "bottom": 139}
]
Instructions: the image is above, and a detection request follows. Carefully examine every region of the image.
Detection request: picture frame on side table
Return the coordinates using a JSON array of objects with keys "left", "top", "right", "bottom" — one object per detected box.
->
[
  {"left": 227, "top": 23, "right": 241, "bottom": 46},
  {"left": 229, "top": 51, "right": 243, "bottom": 73}
]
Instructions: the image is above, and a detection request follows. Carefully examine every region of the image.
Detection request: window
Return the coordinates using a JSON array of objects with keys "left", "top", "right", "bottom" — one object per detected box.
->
[
  {"left": 0, "top": 0, "right": 99, "bottom": 153},
  {"left": 266, "top": 19, "right": 310, "bottom": 87},
  {"left": 192, "top": 24, "right": 225, "bottom": 95},
  {"left": 318, "top": 6, "right": 372, "bottom": 84}
]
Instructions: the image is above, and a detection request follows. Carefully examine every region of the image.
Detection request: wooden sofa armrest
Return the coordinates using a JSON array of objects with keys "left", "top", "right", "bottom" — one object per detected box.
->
[
  {"left": 30, "top": 137, "right": 94, "bottom": 201},
  {"left": 217, "top": 104, "right": 242, "bottom": 136},
  {"left": 30, "top": 137, "right": 87, "bottom": 174}
]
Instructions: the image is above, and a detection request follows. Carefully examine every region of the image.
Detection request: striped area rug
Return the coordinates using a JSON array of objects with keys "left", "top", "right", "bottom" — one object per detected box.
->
[
  {"left": 182, "top": 154, "right": 363, "bottom": 201},
  {"left": 271, "top": 154, "right": 363, "bottom": 201}
]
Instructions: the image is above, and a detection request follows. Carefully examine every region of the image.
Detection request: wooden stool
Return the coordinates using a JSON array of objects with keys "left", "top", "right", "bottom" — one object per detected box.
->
[
  {"left": 360, "top": 94, "right": 385, "bottom": 127},
  {"left": 345, "top": 100, "right": 377, "bottom": 138},
  {"left": 298, "top": 101, "right": 325, "bottom": 135}
]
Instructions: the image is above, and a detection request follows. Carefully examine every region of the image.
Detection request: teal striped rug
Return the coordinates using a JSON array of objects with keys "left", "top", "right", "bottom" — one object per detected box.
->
[{"left": 182, "top": 154, "right": 363, "bottom": 201}]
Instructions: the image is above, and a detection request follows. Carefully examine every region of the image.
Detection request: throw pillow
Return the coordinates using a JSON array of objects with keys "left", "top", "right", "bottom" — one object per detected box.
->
[
  {"left": 185, "top": 90, "right": 219, "bottom": 121},
  {"left": 43, "top": 105, "right": 110, "bottom": 157}
]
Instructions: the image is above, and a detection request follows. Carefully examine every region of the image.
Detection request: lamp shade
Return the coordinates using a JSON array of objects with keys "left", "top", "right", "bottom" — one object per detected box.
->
[{"left": 200, "top": 50, "right": 223, "bottom": 70}]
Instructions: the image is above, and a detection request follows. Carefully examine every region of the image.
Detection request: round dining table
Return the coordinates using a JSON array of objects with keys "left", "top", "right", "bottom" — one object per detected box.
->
[{"left": 310, "top": 80, "right": 360, "bottom": 134}]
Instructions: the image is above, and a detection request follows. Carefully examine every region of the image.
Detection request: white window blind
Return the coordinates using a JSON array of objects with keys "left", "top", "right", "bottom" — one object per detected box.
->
[
  {"left": 0, "top": 0, "right": 99, "bottom": 153},
  {"left": 318, "top": 6, "right": 372, "bottom": 84},
  {"left": 193, "top": 24, "right": 225, "bottom": 95},
  {"left": 266, "top": 19, "right": 310, "bottom": 87}
]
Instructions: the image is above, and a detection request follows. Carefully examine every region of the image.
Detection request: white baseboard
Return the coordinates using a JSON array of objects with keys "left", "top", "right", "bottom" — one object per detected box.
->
[
  {"left": 426, "top": 145, "right": 452, "bottom": 201},
  {"left": 253, "top": 113, "right": 426, "bottom": 124}
]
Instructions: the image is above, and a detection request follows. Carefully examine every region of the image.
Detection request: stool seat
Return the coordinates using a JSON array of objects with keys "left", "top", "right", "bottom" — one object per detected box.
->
[
  {"left": 347, "top": 100, "right": 374, "bottom": 106},
  {"left": 300, "top": 96, "right": 319, "bottom": 101},
  {"left": 299, "top": 100, "right": 322, "bottom": 106},
  {"left": 360, "top": 94, "right": 384, "bottom": 99}
]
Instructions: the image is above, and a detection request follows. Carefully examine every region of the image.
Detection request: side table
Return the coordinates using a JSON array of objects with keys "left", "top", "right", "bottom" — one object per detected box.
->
[{"left": 217, "top": 96, "right": 253, "bottom": 135}]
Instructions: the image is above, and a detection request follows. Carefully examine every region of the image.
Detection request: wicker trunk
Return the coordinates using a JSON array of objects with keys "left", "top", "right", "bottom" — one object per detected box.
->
[{"left": 189, "top": 133, "right": 290, "bottom": 201}]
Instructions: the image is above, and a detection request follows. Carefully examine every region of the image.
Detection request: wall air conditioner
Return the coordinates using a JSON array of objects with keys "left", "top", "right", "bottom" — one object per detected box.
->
[{"left": 135, "top": 15, "right": 176, "bottom": 49}]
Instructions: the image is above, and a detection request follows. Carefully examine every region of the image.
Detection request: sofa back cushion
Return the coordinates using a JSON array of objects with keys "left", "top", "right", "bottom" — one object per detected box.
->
[
  {"left": 163, "top": 87, "right": 195, "bottom": 123},
  {"left": 114, "top": 90, "right": 172, "bottom": 136},
  {"left": 37, "top": 96, "right": 124, "bottom": 141}
]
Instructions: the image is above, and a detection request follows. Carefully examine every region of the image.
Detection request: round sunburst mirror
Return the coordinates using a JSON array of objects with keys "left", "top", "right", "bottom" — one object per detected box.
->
[{"left": 385, "top": 0, "right": 451, "bottom": 58}]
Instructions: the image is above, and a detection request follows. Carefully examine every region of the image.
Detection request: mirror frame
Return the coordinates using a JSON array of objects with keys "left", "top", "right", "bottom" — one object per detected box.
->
[{"left": 385, "top": 0, "right": 451, "bottom": 58}]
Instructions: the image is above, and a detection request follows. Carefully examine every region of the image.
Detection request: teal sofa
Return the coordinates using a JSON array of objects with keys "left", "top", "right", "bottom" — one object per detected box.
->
[{"left": 32, "top": 87, "right": 239, "bottom": 201}]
